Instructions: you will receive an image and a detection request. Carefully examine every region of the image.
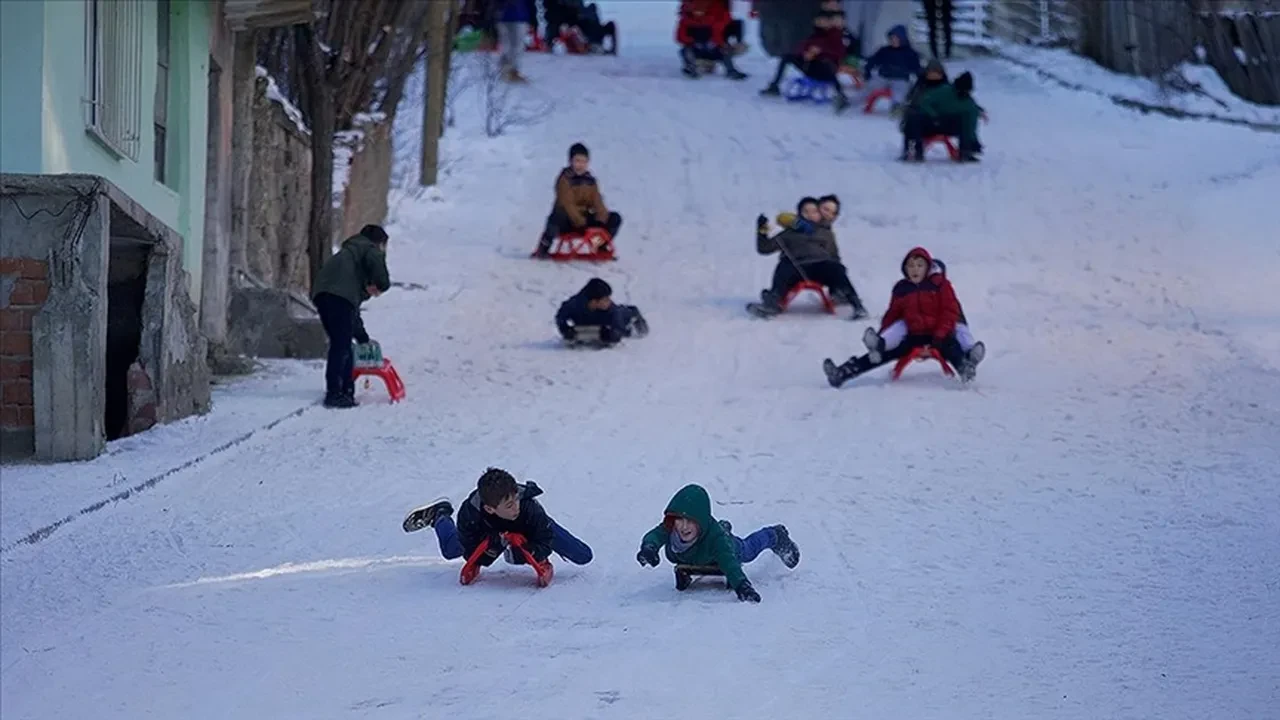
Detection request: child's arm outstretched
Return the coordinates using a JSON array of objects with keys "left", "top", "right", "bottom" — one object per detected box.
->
[{"left": 636, "top": 524, "right": 667, "bottom": 566}]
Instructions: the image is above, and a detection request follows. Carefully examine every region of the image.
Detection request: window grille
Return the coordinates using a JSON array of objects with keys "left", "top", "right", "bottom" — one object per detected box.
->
[
  {"left": 154, "top": 0, "right": 171, "bottom": 182},
  {"left": 83, "top": 0, "right": 144, "bottom": 161}
]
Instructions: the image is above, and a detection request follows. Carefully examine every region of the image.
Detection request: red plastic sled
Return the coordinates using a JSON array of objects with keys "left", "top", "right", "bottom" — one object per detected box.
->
[
  {"left": 533, "top": 228, "right": 615, "bottom": 262},
  {"left": 863, "top": 86, "right": 893, "bottom": 113},
  {"left": 891, "top": 346, "right": 955, "bottom": 381},
  {"left": 781, "top": 280, "right": 835, "bottom": 314},
  {"left": 923, "top": 135, "right": 960, "bottom": 161},
  {"left": 352, "top": 358, "right": 406, "bottom": 402},
  {"left": 459, "top": 532, "right": 554, "bottom": 587}
]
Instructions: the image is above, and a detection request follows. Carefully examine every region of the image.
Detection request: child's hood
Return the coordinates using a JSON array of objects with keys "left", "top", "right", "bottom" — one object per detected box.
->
[
  {"left": 887, "top": 24, "right": 911, "bottom": 47},
  {"left": 900, "top": 246, "right": 935, "bottom": 277},
  {"left": 930, "top": 258, "right": 947, "bottom": 277},
  {"left": 662, "top": 484, "right": 718, "bottom": 533}
]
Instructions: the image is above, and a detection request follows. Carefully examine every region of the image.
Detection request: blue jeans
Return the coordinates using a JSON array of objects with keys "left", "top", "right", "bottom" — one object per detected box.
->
[
  {"left": 433, "top": 516, "right": 594, "bottom": 565},
  {"left": 733, "top": 527, "right": 777, "bottom": 563}
]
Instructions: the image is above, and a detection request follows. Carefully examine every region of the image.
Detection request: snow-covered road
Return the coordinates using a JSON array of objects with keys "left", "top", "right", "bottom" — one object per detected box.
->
[{"left": 3, "top": 3, "right": 1278, "bottom": 718}]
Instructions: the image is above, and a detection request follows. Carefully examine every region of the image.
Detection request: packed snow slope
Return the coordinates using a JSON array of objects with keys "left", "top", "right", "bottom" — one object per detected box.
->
[{"left": 3, "top": 3, "right": 1279, "bottom": 719}]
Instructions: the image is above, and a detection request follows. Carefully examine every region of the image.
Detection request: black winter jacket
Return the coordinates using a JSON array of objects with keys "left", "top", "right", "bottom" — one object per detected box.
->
[{"left": 456, "top": 481, "right": 555, "bottom": 564}]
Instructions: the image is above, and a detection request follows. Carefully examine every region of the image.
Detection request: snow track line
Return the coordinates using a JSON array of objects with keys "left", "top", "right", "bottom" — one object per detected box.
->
[{"left": 0, "top": 405, "right": 315, "bottom": 556}]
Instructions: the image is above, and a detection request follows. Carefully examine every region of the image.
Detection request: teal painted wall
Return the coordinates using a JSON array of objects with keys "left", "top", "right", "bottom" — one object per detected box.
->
[
  {"left": 0, "top": 1, "right": 45, "bottom": 174},
  {"left": 0, "top": 0, "right": 211, "bottom": 300}
]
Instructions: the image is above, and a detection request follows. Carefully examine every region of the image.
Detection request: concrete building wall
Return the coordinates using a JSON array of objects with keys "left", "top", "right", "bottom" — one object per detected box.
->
[{"left": 0, "top": 0, "right": 213, "bottom": 303}]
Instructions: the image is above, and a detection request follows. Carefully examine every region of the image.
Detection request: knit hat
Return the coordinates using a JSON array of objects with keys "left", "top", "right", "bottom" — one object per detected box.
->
[
  {"left": 954, "top": 71, "right": 974, "bottom": 94},
  {"left": 569, "top": 143, "right": 589, "bottom": 160},
  {"left": 360, "top": 224, "right": 389, "bottom": 244},
  {"left": 583, "top": 277, "right": 612, "bottom": 300}
]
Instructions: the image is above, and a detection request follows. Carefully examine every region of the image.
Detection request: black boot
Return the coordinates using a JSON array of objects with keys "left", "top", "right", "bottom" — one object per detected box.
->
[
  {"left": 323, "top": 392, "right": 357, "bottom": 409},
  {"left": 861, "top": 326, "right": 885, "bottom": 364},
  {"left": 822, "top": 358, "right": 854, "bottom": 388},
  {"left": 757, "top": 289, "right": 784, "bottom": 315},
  {"left": 402, "top": 498, "right": 453, "bottom": 533},
  {"left": 957, "top": 341, "right": 985, "bottom": 382},
  {"left": 760, "top": 83, "right": 781, "bottom": 97},
  {"left": 770, "top": 525, "right": 800, "bottom": 569}
]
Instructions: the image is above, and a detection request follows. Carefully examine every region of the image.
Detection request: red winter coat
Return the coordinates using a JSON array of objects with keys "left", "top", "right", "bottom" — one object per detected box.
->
[
  {"left": 794, "top": 28, "right": 845, "bottom": 65},
  {"left": 677, "top": 1, "right": 731, "bottom": 47},
  {"left": 880, "top": 247, "right": 962, "bottom": 343}
]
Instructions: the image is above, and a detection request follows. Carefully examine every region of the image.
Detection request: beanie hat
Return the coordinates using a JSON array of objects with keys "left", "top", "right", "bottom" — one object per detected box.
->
[
  {"left": 360, "top": 224, "right": 389, "bottom": 243},
  {"left": 569, "top": 143, "right": 589, "bottom": 160},
  {"left": 954, "top": 71, "right": 974, "bottom": 94},
  {"left": 583, "top": 277, "right": 612, "bottom": 300},
  {"left": 797, "top": 196, "right": 819, "bottom": 213}
]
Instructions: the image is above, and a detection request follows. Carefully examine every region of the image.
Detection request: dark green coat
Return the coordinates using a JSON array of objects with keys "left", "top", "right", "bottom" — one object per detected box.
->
[
  {"left": 640, "top": 484, "right": 747, "bottom": 589},
  {"left": 913, "top": 83, "right": 983, "bottom": 148},
  {"left": 311, "top": 233, "right": 391, "bottom": 308}
]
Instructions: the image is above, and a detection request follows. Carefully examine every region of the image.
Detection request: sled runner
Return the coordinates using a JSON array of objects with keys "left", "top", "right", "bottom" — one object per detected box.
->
[
  {"left": 890, "top": 345, "right": 956, "bottom": 381},
  {"left": 674, "top": 564, "right": 732, "bottom": 591},
  {"left": 352, "top": 342, "right": 406, "bottom": 402},
  {"left": 785, "top": 76, "right": 839, "bottom": 105},
  {"left": 746, "top": 281, "right": 836, "bottom": 318},
  {"left": 460, "top": 532, "right": 554, "bottom": 587},
  {"left": 922, "top": 135, "right": 960, "bottom": 162},
  {"left": 863, "top": 86, "right": 893, "bottom": 113},
  {"left": 562, "top": 324, "right": 611, "bottom": 348},
  {"left": 533, "top": 228, "right": 616, "bottom": 262}
]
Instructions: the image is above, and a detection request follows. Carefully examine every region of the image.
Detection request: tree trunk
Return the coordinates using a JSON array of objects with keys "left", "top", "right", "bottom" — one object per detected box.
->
[
  {"left": 297, "top": 24, "right": 337, "bottom": 288},
  {"left": 420, "top": 0, "right": 451, "bottom": 186}
]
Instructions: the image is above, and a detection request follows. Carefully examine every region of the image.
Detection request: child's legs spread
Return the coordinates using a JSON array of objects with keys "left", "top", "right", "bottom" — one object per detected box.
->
[
  {"left": 880, "top": 319, "right": 908, "bottom": 351},
  {"left": 433, "top": 516, "right": 466, "bottom": 560},
  {"left": 734, "top": 528, "right": 777, "bottom": 563},
  {"left": 804, "top": 260, "right": 859, "bottom": 299},
  {"left": 954, "top": 323, "right": 975, "bottom": 352},
  {"left": 549, "top": 520, "right": 593, "bottom": 565}
]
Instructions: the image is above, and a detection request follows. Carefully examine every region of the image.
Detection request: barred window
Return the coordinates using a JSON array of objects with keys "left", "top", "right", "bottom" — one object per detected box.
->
[
  {"left": 84, "top": 0, "right": 144, "bottom": 161},
  {"left": 154, "top": 0, "right": 171, "bottom": 183}
]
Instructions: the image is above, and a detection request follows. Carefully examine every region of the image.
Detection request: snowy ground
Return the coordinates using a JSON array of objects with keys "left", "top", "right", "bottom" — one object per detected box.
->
[{"left": 4, "top": 3, "right": 1280, "bottom": 718}]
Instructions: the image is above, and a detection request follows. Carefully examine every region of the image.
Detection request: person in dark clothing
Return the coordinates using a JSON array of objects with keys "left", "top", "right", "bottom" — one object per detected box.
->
[
  {"left": 536, "top": 143, "right": 623, "bottom": 256},
  {"left": 900, "top": 62, "right": 983, "bottom": 162},
  {"left": 923, "top": 0, "right": 954, "bottom": 59},
  {"left": 860, "top": 24, "right": 922, "bottom": 108},
  {"left": 311, "top": 224, "right": 391, "bottom": 408},
  {"left": 759, "top": 12, "right": 852, "bottom": 112},
  {"left": 555, "top": 277, "right": 648, "bottom": 346},
  {"left": 823, "top": 246, "right": 984, "bottom": 387},
  {"left": 545, "top": 0, "right": 617, "bottom": 53},
  {"left": 677, "top": 0, "right": 747, "bottom": 79},
  {"left": 403, "top": 468, "right": 594, "bottom": 575},
  {"left": 755, "top": 197, "right": 868, "bottom": 318}
]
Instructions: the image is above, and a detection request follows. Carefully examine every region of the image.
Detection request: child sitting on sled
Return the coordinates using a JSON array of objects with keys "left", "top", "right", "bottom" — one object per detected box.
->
[
  {"left": 556, "top": 277, "right": 649, "bottom": 345},
  {"left": 823, "top": 246, "right": 986, "bottom": 387},
  {"left": 536, "top": 143, "right": 623, "bottom": 257},
  {"left": 636, "top": 484, "right": 800, "bottom": 603},
  {"left": 403, "top": 467, "right": 594, "bottom": 580},
  {"left": 677, "top": 0, "right": 748, "bottom": 79},
  {"left": 754, "top": 196, "right": 868, "bottom": 318},
  {"left": 860, "top": 25, "right": 921, "bottom": 111}
]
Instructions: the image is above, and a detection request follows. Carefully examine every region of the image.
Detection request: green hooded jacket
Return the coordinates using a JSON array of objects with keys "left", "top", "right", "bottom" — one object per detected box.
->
[
  {"left": 311, "top": 232, "right": 392, "bottom": 308},
  {"left": 913, "top": 83, "right": 982, "bottom": 148},
  {"left": 640, "top": 484, "right": 747, "bottom": 589}
]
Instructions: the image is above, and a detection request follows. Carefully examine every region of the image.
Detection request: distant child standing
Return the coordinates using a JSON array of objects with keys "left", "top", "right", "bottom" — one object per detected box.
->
[{"left": 497, "top": 0, "right": 531, "bottom": 83}]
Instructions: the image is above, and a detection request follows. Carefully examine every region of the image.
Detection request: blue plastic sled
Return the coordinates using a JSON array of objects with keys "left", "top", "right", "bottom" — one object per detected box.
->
[{"left": 785, "top": 76, "right": 837, "bottom": 104}]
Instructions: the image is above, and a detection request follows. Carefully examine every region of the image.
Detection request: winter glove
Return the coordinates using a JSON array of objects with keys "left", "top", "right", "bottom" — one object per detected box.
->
[
  {"left": 636, "top": 545, "right": 660, "bottom": 567},
  {"left": 756, "top": 214, "right": 769, "bottom": 234},
  {"left": 600, "top": 325, "right": 623, "bottom": 345},
  {"left": 627, "top": 310, "right": 649, "bottom": 338},
  {"left": 482, "top": 534, "right": 506, "bottom": 561},
  {"left": 354, "top": 330, "right": 372, "bottom": 345},
  {"left": 735, "top": 580, "right": 761, "bottom": 603}
]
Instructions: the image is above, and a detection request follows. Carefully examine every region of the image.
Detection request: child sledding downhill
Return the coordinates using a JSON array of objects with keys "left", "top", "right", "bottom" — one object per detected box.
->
[
  {"left": 636, "top": 484, "right": 800, "bottom": 603},
  {"left": 677, "top": 0, "right": 747, "bottom": 80},
  {"left": 748, "top": 196, "right": 869, "bottom": 319},
  {"left": 403, "top": 468, "right": 593, "bottom": 587},
  {"left": 859, "top": 25, "right": 922, "bottom": 111},
  {"left": 556, "top": 278, "right": 648, "bottom": 346},
  {"left": 900, "top": 61, "right": 985, "bottom": 163},
  {"left": 823, "top": 247, "right": 986, "bottom": 388},
  {"left": 535, "top": 143, "right": 623, "bottom": 258},
  {"left": 760, "top": 10, "right": 852, "bottom": 113}
]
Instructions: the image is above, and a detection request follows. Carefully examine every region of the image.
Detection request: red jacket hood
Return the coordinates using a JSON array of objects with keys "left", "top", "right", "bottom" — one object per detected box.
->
[{"left": 901, "top": 246, "right": 934, "bottom": 277}]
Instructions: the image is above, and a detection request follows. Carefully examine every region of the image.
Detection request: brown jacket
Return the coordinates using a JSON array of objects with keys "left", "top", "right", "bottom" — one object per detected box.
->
[
  {"left": 756, "top": 222, "right": 840, "bottom": 265},
  {"left": 555, "top": 168, "right": 608, "bottom": 227}
]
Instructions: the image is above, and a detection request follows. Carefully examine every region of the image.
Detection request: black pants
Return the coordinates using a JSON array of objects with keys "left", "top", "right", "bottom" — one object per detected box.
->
[
  {"left": 923, "top": 0, "right": 954, "bottom": 59},
  {"left": 724, "top": 19, "right": 743, "bottom": 47},
  {"left": 770, "top": 56, "right": 846, "bottom": 98},
  {"left": 315, "top": 292, "right": 357, "bottom": 398},
  {"left": 539, "top": 208, "right": 623, "bottom": 250},
  {"left": 842, "top": 333, "right": 966, "bottom": 378},
  {"left": 902, "top": 111, "right": 973, "bottom": 153},
  {"left": 771, "top": 260, "right": 861, "bottom": 305}
]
